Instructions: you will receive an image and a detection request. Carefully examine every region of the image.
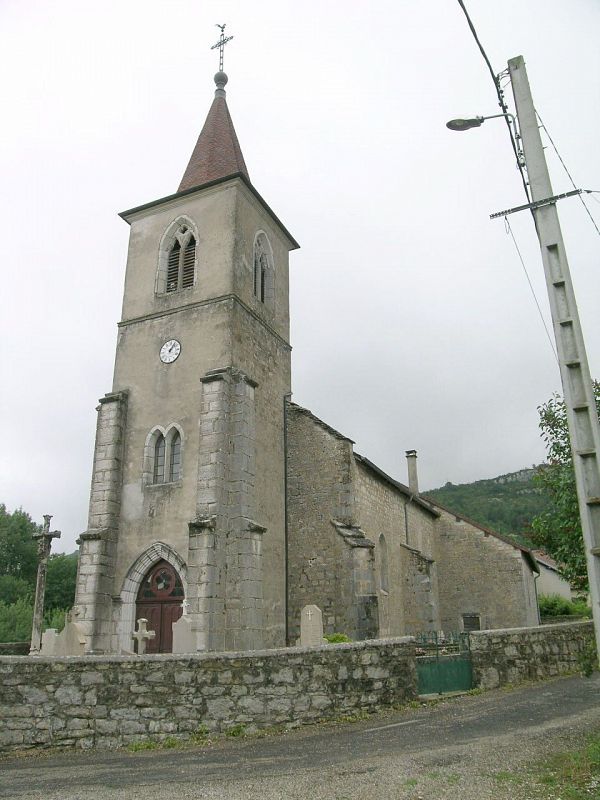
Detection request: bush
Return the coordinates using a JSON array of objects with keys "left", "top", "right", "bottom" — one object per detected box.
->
[
  {"left": 324, "top": 633, "right": 352, "bottom": 643},
  {"left": 538, "top": 593, "right": 591, "bottom": 618},
  {"left": 0, "top": 597, "right": 33, "bottom": 643}
]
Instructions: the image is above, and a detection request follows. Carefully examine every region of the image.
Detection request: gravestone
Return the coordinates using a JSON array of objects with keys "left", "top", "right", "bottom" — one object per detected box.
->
[
  {"left": 40, "top": 610, "right": 86, "bottom": 656},
  {"left": 300, "top": 604, "right": 325, "bottom": 647},
  {"left": 172, "top": 612, "right": 196, "bottom": 654}
]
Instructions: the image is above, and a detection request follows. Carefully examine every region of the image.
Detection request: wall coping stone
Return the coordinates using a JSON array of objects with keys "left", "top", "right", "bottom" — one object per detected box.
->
[{"left": 0, "top": 636, "right": 416, "bottom": 666}]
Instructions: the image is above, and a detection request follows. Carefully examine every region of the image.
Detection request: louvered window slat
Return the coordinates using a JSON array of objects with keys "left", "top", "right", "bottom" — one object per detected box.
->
[
  {"left": 182, "top": 238, "right": 195, "bottom": 288},
  {"left": 166, "top": 242, "right": 180, "bottom": 293}
]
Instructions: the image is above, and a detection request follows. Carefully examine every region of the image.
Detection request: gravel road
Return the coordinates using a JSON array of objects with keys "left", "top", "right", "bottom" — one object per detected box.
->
[{"left": 2, "top": 673, "right": 599, "bottom": 800}]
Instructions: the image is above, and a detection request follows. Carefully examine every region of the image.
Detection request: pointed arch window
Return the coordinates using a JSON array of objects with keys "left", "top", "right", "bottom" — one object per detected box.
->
[
  {"left": 144, "top": 426, "right": 184, "bottom": 486},
  {"left": 153, "top": 434, "right": 166, "bottom": 484},
  {"left": 253, "top": 232, "right": 274, "bottom": 306},
  {"left": 169, "top": 431, "right": 181, "bottom": 482},
  {"left": 164, "top": 225, "right": 196, "bottom": 294}
]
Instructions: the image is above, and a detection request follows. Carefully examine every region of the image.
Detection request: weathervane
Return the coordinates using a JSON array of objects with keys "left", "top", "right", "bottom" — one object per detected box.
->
[{"left": 211, "top": 24, "right": 233, "bottom": 72}]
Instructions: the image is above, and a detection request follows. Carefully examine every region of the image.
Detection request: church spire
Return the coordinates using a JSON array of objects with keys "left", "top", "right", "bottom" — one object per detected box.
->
[{"left": 178, "top": 27, "right": 249, "bottom": 192}]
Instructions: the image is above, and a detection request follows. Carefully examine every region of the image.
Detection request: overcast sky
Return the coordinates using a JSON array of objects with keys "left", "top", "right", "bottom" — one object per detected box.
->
[{"left": 1, "top": 0, "right": 599, "bottom": 553}]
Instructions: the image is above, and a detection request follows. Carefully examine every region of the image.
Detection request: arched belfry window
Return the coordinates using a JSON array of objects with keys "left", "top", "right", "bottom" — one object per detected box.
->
[
  {"left": 253, "top": 232, "right": 274, "bottom": 306},
  {"left": 157, "top": 218, "right": 198, "bottom": 295}
]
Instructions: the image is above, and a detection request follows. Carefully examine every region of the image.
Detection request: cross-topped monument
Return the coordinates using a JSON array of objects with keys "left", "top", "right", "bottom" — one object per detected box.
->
[
  {"left": 211, "top": 23, "right": 233, "bottom": 72},
  {"left": 132, "top": 618, "right": 156, "bottom": 655},
  {"left": 30, "top": 515, "right": 61, "bottom": 654}
]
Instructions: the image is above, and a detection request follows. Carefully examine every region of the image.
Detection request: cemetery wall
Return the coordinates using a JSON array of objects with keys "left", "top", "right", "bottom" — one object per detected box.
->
[
  {"left": 0, "top": 637, "right": 417, "bottom": 752},
  {"left": 470, "top": 620, "right": 594, "bottom": 689}
]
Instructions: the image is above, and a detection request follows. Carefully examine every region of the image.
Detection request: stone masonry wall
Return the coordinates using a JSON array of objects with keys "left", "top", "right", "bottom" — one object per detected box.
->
[
  {"left": 470, "top": 621, "right": 594, "bottom": 689},
  {"left": 433, "top": 506, "right": 538, "bottom": 632},
  {"left": 0, "top": 638, "right": 416, "bottom": 753},
  {"left": 286, "top": 405, "right": 360, "bottom": 641}
]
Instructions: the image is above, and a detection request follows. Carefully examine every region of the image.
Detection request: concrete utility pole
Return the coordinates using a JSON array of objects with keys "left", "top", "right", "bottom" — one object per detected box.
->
[
  {"left": 30, "top": 515, "right": 61, "bottom": 654},
  {"left": 508, "top": 55, "right": 600, "bottom": 655}
]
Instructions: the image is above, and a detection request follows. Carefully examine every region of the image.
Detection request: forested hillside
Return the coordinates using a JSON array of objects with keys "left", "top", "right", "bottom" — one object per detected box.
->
[{"left": 424, "top": 468, "right": 549, "bottom": 545}]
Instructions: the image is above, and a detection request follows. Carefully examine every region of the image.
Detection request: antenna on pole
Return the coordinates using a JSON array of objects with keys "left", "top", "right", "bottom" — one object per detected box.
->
[{"left": 211, "top": 23, "right": 234, "bottom": 72}]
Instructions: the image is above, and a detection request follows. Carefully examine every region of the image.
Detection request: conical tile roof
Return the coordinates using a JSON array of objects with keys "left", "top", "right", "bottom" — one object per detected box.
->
[{"left": 178, "top": 71, "right": 249, "bottom": 192}]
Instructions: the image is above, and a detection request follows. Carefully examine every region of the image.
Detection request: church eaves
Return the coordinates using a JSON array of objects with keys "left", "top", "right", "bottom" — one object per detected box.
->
[{"left": 178, "top": 71, "right": 250, "bottom": 192}]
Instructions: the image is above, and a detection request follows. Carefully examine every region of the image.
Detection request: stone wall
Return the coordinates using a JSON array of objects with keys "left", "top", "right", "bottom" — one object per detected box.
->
[
  {"left": 433, "top": 505, "right": 539, "bottom": 632},
  {"left": 0, "top": 638, "right": 416, "bottom": 753},
  {"left": 286, "top": 405, "right": 376, "bottom": 642},
  {"left": 470, "top": 620, "right": 594, "bottom": 689},
  {"left": 1, "top": 622, "right": 593, "bottom": 754}
]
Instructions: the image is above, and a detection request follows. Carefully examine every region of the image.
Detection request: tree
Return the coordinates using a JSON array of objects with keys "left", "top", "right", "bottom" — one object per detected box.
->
[
  {"left": 0, "top": 505, "right": 39, "bottom": 583},
  {"left": 46, "top": 553, "right": 78, "bottom": 611},
  {"left": 531, "top": 381, "right": 600, "bottom": 592}
]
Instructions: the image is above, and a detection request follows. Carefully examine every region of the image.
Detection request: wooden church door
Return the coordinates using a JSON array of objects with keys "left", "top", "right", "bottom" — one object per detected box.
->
[{"left": 135, "top": 560, "right": 184, "bottom": 653}]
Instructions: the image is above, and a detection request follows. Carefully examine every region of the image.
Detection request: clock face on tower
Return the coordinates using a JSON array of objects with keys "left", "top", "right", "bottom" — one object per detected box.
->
[{"left": 159, "top": 339, "right": 181, "bottom": 364}]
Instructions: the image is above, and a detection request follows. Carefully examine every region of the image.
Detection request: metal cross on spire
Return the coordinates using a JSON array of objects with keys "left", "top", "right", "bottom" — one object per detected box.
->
[{"left": 211, "top": 24, "right": 233, "bottom": 72}]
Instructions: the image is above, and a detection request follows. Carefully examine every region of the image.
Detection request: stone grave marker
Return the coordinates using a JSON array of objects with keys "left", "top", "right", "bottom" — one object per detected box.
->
[{"left": 300, "top": 604, "right": 325, "bottom": 647}]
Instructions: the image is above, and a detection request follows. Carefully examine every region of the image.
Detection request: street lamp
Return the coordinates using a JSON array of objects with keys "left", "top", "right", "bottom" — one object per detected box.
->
[{"left": 447, "top": 55, "right": 600, "bottom": 657}]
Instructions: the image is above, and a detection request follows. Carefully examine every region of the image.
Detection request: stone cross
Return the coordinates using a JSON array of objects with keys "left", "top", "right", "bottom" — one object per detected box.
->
[
  {"left": 300, "top": 604, "right": 324, "bottom": 647},
  {"left": 29, "top": 514, "right": 61, "bottom": 654},
  {"left": 132, "top": 618, "right": 156, "bottom": 655}
]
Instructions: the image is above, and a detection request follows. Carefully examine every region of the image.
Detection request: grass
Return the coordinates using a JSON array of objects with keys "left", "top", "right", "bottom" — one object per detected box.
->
[
  {"left": 533, "top": 732, "right": 600, "bottom": 798},
  {"left": 490, "top": 731, "right": 600, "bottom": 798}
]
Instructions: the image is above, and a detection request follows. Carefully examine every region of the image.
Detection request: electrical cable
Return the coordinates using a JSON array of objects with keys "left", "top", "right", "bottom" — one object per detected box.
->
[
  {"left": 456, "top": 0, "right": 532, "bottom": 207},
  {"left": 536, "top": 111, "right": 600, "bottom": 237},
  {"left": 504, "top": 216, "right": 559, "bottom": 364}
]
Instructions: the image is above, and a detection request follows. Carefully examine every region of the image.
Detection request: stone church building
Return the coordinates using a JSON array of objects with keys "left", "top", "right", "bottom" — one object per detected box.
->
[{"left": 71, "top": 70, "right": 540, "bottom": 655}]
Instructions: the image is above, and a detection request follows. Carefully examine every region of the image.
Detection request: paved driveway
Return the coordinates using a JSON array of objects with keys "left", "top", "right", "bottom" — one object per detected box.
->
[{"left": 2, "top": 674, "right": 600, "bottom": 799}]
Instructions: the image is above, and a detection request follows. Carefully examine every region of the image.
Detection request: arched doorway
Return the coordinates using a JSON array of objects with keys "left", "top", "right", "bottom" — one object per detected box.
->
[{"left": 135, "top": 560, "right": 184, "bottom": 653}]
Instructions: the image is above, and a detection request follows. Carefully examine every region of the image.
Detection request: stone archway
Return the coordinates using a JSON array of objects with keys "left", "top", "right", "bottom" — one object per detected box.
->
[
  {"left": 135, "top": 560, "right": 184, "bottom": 653},
  {"left": 117, "top": 542, "right": 187, "bottom": 653}
]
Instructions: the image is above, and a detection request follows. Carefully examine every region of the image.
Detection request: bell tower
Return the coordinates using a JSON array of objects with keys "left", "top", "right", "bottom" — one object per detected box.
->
[{"left": 74, "top": 66, "right": 299, "bottom": 654}]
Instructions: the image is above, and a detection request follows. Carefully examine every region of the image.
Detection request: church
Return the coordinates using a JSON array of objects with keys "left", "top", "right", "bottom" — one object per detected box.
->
[{"left": 71, "top": 67, "right": 540, "bottom": 655}]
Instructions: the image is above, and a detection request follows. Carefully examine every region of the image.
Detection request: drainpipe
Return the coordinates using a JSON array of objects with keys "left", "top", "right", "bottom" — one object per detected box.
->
[{"left": 283, "top": 392, "right": 292, "bottom": 646}]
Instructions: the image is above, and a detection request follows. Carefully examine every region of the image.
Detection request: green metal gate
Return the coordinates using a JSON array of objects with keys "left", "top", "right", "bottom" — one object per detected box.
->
[{"left": 415, "top": 632, "right": 473, "bottom": 695}]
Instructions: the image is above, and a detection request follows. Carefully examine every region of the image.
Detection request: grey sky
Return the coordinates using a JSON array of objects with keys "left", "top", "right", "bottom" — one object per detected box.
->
[{"left": 1, "top": 0, "right": 599, "bottom": 553}]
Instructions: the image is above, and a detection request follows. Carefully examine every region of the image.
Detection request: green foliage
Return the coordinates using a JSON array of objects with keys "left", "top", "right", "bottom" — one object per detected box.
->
[
  {"left": 324, "top": 633, "right": 352, "bottom": 643},
  {"left": 46, "top": 553, "right": 78, "bottom": 611},
  {"left": 425, "top": 470, "right": 548, "bottom": 544},
  {"left": 531, "top": 382, "right": 600, "bottom": 593},
  {"left": 0, "top": 597, "right": 33, "bottom": 643},
  {"left": 538, "top": 594, "right": 591, "bottom": 618},
  {"left": 578, "top": 641, "right": 598, "bottom": 678},
  {"left": 0, "top": 505, "right": 78, "bottom": 641},
  {"left": 44, "top": 607, "right": 67, "bottom": 632},
  {"left": 0, "top": 575, "right": 32, "bottom": 605},
  {"left": 225, "top": 724, "right": 246, "bottom": 737},
  {"left": 0, "top": 505, "right": 39, "bottom": 583}
]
